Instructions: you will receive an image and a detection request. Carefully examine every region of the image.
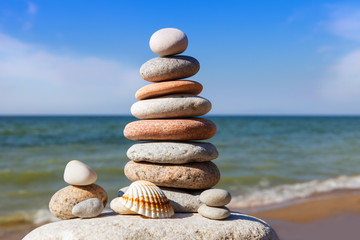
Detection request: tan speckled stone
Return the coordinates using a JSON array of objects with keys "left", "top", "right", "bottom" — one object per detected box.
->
[
  {"left": 135, "top": 80, "right": 203, "bottom": 100},
  {"left": 124, "top": 161, "right": 220, "bottom": 189},
  {"left": 49, "top": 184, "right": 108, "bottom": 220},
  {"left": 140, "top": 56, "right": 200, "bottom": 82},
  {"left": 123, "top": 118, "right": 216, "bottom": 141}
]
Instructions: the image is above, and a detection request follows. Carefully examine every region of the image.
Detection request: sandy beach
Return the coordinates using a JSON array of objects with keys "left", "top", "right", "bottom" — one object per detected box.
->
[{"left": 2, "top": 190, "right": 359, "bottom": 240}]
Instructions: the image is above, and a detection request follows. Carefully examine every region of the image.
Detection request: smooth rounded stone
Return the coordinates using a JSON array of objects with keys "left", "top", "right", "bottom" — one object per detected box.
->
[
  {"left": 119, "top": 186, "right": 202, "bottom": 213},
  {"left": 140, "top": 56, "right": 200, "bottom": 82},
  {"left": 49, "top": 184, "right": 108, "bottom": 220},
  {"left": 131, "top": 94, "right": 211, "bottom": 119},
  {"left": 124, "top": 118, "right": 216, "bottom": 141},
  {"left": 150, "top": 28, "right": 188, "bottom": 56},
  {"left": 124, "top": 161, "right": 220, "bottom": 189},
  {"left": 63, "top": 160, "right": 97, "bottom": 186},
  {"left": 198, "top": 205, "right": 231, "bottom": 220},
  {"left": 72, "top": 198, "right": 104, "bottom": 218},
  {"left": 23, "top": 212, "right": 279, "bottom": 240},
  {"left": 127, "top": 142, "right": 218, "bottom": 164},
  {"left": 135, "top": 80, "right": 203, "bottom": 100},
  {"left": 200, "top": 189, "right": 232, "bottom": 207},
  {"left": 110, "top": 197, "right": 137, "bottom": 215}
]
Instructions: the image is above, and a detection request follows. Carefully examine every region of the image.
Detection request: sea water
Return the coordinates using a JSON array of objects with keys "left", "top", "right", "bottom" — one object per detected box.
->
[{"left": 1, "top": 116, "right": 360, "bottom": 225}]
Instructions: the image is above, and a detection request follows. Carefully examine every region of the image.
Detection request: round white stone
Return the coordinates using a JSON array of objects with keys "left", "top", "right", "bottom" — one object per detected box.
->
[
  {"left": 72, "top": 198, "right": 104, "bottom": 218},
  {"left": 127, "top": 142, "right": 218, "bottom": 164},
  {"left": 131, "top": 94, "right": 211, "bottom": 119},
  {"left": 110, "top": 197, "right": 137, "bottom": 215},
  {"left": 150, "top": 28, "right": 188, "bottom": 56},
  {"left": 63, "top": 160, "right": 97, "bottom": 185},
  {"left": 198, "top": 205, "right": 231, "bottom": 220},
  {"left": 200, "top": 189, "right": 232, "bottom": 207}
]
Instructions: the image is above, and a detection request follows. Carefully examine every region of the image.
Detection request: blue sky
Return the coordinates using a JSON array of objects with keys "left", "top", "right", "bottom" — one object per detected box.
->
[{"left": 1, "top": 0, "right": 360, "bottom": 115}]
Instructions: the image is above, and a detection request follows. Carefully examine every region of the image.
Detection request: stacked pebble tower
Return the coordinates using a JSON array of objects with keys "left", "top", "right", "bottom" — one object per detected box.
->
[
  {"left": 121, "top": 28, "right": 232, "bottom": 220},
  {"left": 48, "top": 160, "right": 108, "bottom": 219}
]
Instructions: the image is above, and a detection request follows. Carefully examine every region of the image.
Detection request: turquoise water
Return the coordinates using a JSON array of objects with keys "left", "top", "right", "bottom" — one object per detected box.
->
[{"left": 1, "top": 116, "right": 360, "bottom": 224}]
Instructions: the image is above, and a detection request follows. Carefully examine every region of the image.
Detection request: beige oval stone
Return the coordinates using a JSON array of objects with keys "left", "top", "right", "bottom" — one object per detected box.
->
[
  {"left": 135, "top": 80, "right": 203, "bottom": 100},
  {"left": 131, "top": 94, "right": 212, "bottom": 119},
  {"left": 140, "top": 56, "right": 200, "bottom": 82},
  {"left": 49, "top": 184, "right": 108, "bottom": 220},
  {"left": 150, "top": 28, "right": 188, "bottom": 56},
  {"left": 124, "top": 118, "right": 216, "bottom": 141},
  {"left": 63, "top": 160, "right": 97, "bottom": 186},
  {"left": 124, "top": 161, "right": 220, "bottom": 189},
  {"left": 198, "top": 205, "right": 231, "bottom": 220},
  {"left": 200, "top": 189, "right": 232, "bottom": 207}
]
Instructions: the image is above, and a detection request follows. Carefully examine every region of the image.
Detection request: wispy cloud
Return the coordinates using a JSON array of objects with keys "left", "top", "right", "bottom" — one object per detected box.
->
[
  {"left": 319, "top": 49, "right": 360, "bottom": 100},
  {"left": 325, "top": 4, "right": 360, "bottom": 41},
  {"left": 27, "top": 2, "right": 37, "bottom": 15},
  {"left": 0, "top": 33, "right": 141, "bottom": 114}
]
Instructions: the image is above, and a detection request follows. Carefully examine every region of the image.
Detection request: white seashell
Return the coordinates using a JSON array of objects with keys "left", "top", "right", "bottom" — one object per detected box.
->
[{"left": 120, "top": 180, "right": 174, "bottom": 218}]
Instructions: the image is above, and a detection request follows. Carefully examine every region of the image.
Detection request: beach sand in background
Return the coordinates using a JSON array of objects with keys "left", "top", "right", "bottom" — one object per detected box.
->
[{"left": 2, "top": 190, "right": 359, "bottom": 240}]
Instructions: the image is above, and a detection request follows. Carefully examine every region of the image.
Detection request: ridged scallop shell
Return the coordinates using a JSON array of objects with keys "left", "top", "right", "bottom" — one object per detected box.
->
[{"left": 120, "top": 180, "right": 174, "bottom": 218}]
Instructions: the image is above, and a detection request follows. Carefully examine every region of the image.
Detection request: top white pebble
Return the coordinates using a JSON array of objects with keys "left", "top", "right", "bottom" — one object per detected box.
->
[
  {"left": 63, "top": 160, "right": 97, "bottom": 185},
  {"left": 149, "top": 28, "right": 188, "bottom": 56}
]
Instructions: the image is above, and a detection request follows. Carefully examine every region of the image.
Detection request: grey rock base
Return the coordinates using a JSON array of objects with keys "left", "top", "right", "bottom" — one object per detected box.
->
[{"left": 24, "top": 212, "right": 279, "bottom": 240}]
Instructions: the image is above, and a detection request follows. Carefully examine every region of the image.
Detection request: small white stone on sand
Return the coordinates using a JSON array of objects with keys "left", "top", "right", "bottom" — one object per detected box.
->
[
  {"left": 72, "top": 198, "right": 103, "bottom": 218},
  {"left": 63, "top": 160, "right": 97, "bottom": 185}
]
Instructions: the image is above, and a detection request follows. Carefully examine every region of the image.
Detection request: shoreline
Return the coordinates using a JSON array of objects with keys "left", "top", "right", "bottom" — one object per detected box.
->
[{"left": 2, "top": 190, "right": 360, "bottom": 239}]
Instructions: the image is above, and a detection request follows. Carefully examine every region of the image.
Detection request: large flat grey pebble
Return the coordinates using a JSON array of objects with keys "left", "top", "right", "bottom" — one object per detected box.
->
[
  {"left": 131, "top": 94, "right": 211, "bottom": 119},
  {"left": 140, "top": 55, "right": 200, "bottom": 82},
  {"left": 24, "top": 212, "right": 279, "bottom": 240},
  {"left": 127, "top": 142, "right": 218, "bottom": 164}
]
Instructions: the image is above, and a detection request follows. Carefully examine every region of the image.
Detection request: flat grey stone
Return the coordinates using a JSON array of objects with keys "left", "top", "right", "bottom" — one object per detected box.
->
[
  {"left": 118, "top": 186, "right": 202, "bottom": 213},
  {"left": 198, "top": 204, "right": 231, "bottom": 220},
  {"left": 140, "top": 55, "right": 200, "bottom": 82},
  {"left": 72, "top": 198, "right": 104, "bottom": 218},
  {"left": 131, "top": 94, "right": 212, "bottom": 119},
  {"left": 127, "top": 142, "right": 218, "bottom": 164},
  {"left": 200, "top": 189, "right": 231, "bottom": 207},
  {"left": 23, "top": 212, "right": 279, "bottom": 240}
]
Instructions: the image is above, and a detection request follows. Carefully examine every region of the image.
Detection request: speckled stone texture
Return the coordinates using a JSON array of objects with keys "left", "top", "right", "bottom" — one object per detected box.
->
[
  {"left": 124, "top": 161, "right": 220, "bottom": 189},
  {"left": 23, "top": 212, "right": 279, "bottom": 240},
  {"left": 198, "top": 205, "right": 231, "bottom": 220},
  {"left": 118, "top": 186, "right": 202, "bottom": 212},
  {"left": 135, "top": 80, "right": 203, "bottom": 100},
  {"left": 123, "top": 118, "right": 216, "bottom": 141},
  {"left": 140, "top": 56, "right": 200, "bottom": 82},
  {"left": 131, "top": 94, "right": 212, "bottom": 119},
  {"left": 127, "top": 142, "right": 218, "bottom": 164},
  {"left": 200, "top": 189, "right": 232, "bottom": 207},
  {"left": 49, "top": 184, "right": 108, "bottom": 220}
]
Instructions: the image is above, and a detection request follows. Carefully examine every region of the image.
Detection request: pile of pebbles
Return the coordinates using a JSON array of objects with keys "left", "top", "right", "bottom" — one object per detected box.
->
[
  {"left": 49, "top": 160, "right": 107, "bottom": 219},
  {"left": 112, "top": 28, "right": 232, "bottom": 220}
]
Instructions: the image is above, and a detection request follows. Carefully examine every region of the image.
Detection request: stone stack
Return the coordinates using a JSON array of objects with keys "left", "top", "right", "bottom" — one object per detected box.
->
[
  {"left": 120, "top": 28, "right": 231, "bottom": 219},
  {"left": 49, "top": 160, "right": 108, "bottom": 219}
]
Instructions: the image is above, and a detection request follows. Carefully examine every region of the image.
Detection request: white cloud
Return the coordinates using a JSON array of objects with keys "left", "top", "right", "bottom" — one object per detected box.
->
[
  {"left": 319, "top": 49, "right": 360, "bottom": 101},
  {"left": 0, "top": 33, "right": 141, "bottom": 114}
]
